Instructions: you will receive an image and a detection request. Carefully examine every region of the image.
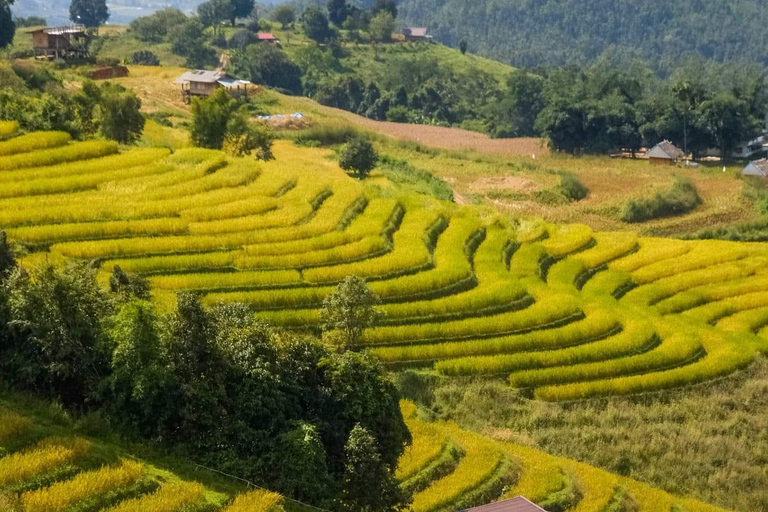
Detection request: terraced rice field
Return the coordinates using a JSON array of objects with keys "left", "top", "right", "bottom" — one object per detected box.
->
[
  {"left": 0, "top": 398, "right": 733, "bottom": 512},
  {"left": 3, "top": 129, "right": 768, "bottom": 402},
  {"left": 398, "top": 401, "right": 730, "bottom": 512},
  {"left": 0, "top": 405, "right": 288, "bottom": 512}
]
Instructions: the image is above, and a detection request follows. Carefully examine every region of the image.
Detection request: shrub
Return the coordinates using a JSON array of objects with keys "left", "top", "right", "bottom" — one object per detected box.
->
[
  {"left": 130, "top": 50, "right": 160, "bottom": 66},
  {"left": 340, "top": 137, "right": 378, "bottom": 179},
  {"left": 557, "top": 172, "right": 589, "bottom": 201},
  {"left": 621, "top": 177, "right": 701, "bottom": 223}
]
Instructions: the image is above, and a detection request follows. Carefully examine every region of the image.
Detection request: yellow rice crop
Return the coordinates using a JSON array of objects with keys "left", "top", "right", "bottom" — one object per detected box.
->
[
  {"left": 0, "top": 131, "right": 71, "bottom": 156},
  {"left": 102, "top": 481, "right": 204, "bottom": 512},
  {"left": 222, "top": 490, "right": 283, "bottom": 512},
  {"left": 0, "top": 437, "right": 90, "bottom": 487},
  {"left": 20, "top": 459, "right": 144, "bottom": 512}
]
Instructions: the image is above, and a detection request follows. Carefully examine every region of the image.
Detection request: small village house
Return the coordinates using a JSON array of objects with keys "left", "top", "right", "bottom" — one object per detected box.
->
[
  {"left": 741, "top": 158, "right": 768, "bottom": 177},
  {"left": 174, "top": 70, "right": 251, "bottom": 103},
  {"left": 403, "top": 27, "right": 431, "bottom": 42},
  {"left": 644, "top": 140, "right": 685, "bottom": 165},
  {"left": 30, "top": 25, "right": 90, "bottom": 60},
  {"left": 457, "top": 497, "right": 547, "bottom": 512},
  {"left": 256, "top": 32, "right": 279, "bottom": 43}
]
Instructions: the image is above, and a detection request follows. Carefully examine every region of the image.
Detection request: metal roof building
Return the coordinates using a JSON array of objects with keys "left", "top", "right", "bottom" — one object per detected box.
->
[{"left": 458, "top": 497, "right": 547, "bottom": 512}]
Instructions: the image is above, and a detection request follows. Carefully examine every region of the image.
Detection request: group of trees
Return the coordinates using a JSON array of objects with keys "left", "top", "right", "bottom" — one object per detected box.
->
[
  {"left": 0, "top": 62, "right": 144, "bottom": 143},
  {"left": 0, "top": 240, "right": 410, "bottom": 512},
  {"left": 502, "top": 59, "right": 768, "bottom": 156}
]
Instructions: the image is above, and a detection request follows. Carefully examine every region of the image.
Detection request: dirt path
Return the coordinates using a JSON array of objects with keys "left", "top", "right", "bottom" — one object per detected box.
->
[{"left": 324, "top": 105, "right": 550, "bottom": 157}]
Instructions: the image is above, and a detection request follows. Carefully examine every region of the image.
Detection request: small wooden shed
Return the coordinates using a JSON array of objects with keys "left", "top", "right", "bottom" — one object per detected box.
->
[
  {"left": 30, "top": 25, "right": 90, "bottom": 60},
  {"left": 742, "top": 158, "right": 768, "bottom": 177},
  {"left": 403, "top": 27, "right": 431, "bottom": 41},
  {"left": 644, "top": 140, "right": 685, "bottom": 165},
  {"left": 174, "top": 70, "right": 251, "bottom": 103},
  {"left": 458, "top": 497, "right": 547, "bottom": 512}
]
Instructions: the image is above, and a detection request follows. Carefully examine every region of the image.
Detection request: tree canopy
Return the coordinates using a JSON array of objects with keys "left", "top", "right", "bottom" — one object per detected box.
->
[{"left": 69, "top": 0, "right": 109, "bottom": 28}]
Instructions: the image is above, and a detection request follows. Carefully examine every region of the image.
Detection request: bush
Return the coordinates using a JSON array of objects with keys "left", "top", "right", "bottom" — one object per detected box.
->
[
  {"left": 339, "top": 137, "right": 378, "bottom": 179},
  {"left": 130, "top": 50, "right": 160, "bottom": 66},
  {"left": 222, "top": 113, "right": 275, "bottom": 160},
  {"left": 621, "top": 177, "right": 701, "bottom": 222},
  {"left": 557, "top": 172, "right": 589, "bottom": 201}
]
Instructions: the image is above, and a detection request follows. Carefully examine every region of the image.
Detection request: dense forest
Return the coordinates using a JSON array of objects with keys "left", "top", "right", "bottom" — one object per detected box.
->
[{"left": 394, "top": 0, "right": 768, "bottom": 72}]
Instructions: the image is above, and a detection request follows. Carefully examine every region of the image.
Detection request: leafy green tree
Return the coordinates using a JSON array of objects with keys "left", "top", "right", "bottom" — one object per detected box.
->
[
  {"left": 130, "top": 8, "right": 187, "bottom": 43},
  {"left": 271, "top": 423, "right": 333, "bottom": 502},
  {"left": 223, "top": 112, "right": 275, "bottom": 160},
  {"left": 230, "top": 0, "right": 255, "bottom": 25},
  {"left": 69, "top": 0, "right": 110, "bottom": 29},
  {"left": 301, "top": 6, "right": 333, "bottom": 44},
  {"left": 272, "top": 4, "right": 295, "bottom": 29},
  {"left": 169, "top": 18, "right": 206, "bottom": 57},
  {"left": 5, "top": 263, "right": 112, "bottom": 406},
  {"left": 97, "top": 83, "right": 145, "bottom": 144},
  {"left": 323, "top": 351, "right": 411, "bottom": 471},
  {"left": 339, "top": 137, "right": 378, "bottom": 179},
  {"left": 106, "top": 299, "right": 169, "bottom": 435},
  {"left": 368, "top": 11, "right": 394, "bottom": 45},
  {"left": 327, "top": 0, "right": 350, "bottom": 26},
  {"left": 0, "top": 0, "right": 15, "bottom": 50},
  {"left": 231, "top": 43, "right": 303, "bottom": 94},
  {"left": 700, "top": 93, "right": 760, "bottom": 160},
  {"left": 342, "top": 424, "right": 408, "bottom": 512},
  {"left": 190, "top": 87, "right": 237, "bottom": 149},
  {"left": 198, "top": 0, "right": 232, "bottom": 34},
  {"left": 321, "top": 275, "right": 382, "bottom": 348},
  {"left": 494, "top": 70, "right": 543, "bottom": 137}
]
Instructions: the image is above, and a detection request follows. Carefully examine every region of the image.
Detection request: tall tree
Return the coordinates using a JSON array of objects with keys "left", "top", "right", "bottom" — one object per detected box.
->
[
  {"left": 197, "top": 0, "right": 232, "bottom": 34},
  {"left": 189, "top": 88, "right": 237, "bottom": 149},
  {"left": 321, "top": 275, "right": 382, "bottom": 348},
  {"left": 230, "top": 0, "right": 254, "bottom": 26},
  {"left": 327, "top": 0, "right": 350, "bottom": 27},
  {"left": 97, "top": 83, "right": 145, "bottom": 144},
  {"left": 301, "top": 6, "right": 333, "bottom": 44},
  {"left": 69, "top": 0, "right": 110, "bottom": 29},
  {"left": 0, "top": 0, "right": 15, "bottom": 50},
  {"left": 341, "top": 424, "right": 407, "bottom": 512},
  {"left": 271, "top": 4, "right": 295, "bottom": 29},
  {"left": 0, "top": 231, "right": 15, "bottom": 278}
]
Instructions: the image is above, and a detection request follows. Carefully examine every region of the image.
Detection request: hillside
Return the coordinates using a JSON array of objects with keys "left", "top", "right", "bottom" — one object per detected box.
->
[
  {"left": 0, "top": 391, "right": 734, "bottom": 512},
  {"left": 396, "top": 0, "right": 768, "bottom": 70}
]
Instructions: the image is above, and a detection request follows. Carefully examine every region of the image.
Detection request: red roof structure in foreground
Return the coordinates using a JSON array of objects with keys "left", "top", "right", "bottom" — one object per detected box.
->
[
  {"left": 458, "top": 497, "right": 547, "bottom": 512},
  {"left": 257, "top": 32, "right": 278, "bottom": 41}
]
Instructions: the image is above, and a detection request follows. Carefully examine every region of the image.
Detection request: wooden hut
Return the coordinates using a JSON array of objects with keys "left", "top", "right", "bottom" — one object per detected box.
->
[
  {"left": 174, "top": 70, "right": 251, "bottom": 103},
  {"left": 30, "top": 25, "right": 90, "bottom": 60},
  {"left": 644, "top": 140, "right": 685, "bottom": 165}
]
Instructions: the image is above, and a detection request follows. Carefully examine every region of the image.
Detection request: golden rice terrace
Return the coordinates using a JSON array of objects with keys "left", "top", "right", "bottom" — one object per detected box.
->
[{"left": 3, "top": 128, "right": 768, "bottom": 402}]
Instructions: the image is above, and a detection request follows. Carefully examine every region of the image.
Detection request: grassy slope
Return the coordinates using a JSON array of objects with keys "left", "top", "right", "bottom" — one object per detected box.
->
[{"left": 405, "top": 357, "right": 768, "bottom": 512}]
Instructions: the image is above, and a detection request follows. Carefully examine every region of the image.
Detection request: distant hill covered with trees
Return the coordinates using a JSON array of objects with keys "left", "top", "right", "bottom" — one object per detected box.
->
[{"left": 395, "top": 0, "right": 768, "bottom": 71}]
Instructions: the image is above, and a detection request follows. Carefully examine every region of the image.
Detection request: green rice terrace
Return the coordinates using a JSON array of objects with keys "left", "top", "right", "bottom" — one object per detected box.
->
[{"left": 2, "top": 125, "right": 768, "bottom": 404}]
